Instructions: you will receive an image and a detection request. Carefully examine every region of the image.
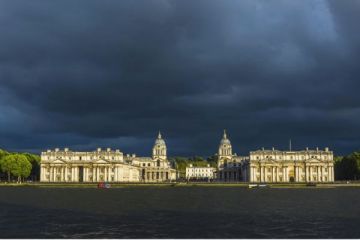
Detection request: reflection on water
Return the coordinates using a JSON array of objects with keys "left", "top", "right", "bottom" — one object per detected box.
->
[{"left": 0, "top": 187, "right": 359, "bottom": 238}]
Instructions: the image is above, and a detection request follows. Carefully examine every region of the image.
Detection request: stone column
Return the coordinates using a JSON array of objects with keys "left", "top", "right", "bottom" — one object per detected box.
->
[
  {"left": 74, "top": 166, "right": 79, "bottom": 182},
  {"left": 272, "top": 167, "right": 276, "bottom": 182},
  {"left": 62, "top": 167, "right": 65, "bottom": 182},
  {"left": 119, "top": 167, "right": 122, "bottom": 182},
  {"left": 249, "top": 167, "right": 252, "bottom": 182},
  {"left": 251, "top": 167, "right": 255, "bottom": 182},
  {"left": 296, "top": 166, "right": 299, "bottom": 182},
  {"left": 40, "top": 166, "right": 44, "bottom": 182},
  {"left": 73, "top": 167, "right": 76, "bottom": 182},
  {"left": 51, "top": 167, "right": 54, "bottom": 182},
  {"left": 49, "top": 167, "right": 52, "bottom": 182},
  {"left": 114, "top": 166, "right": 118, "bottom": 182},
  {"left": 83, "top": 167, "right": 87, "bottom": 182},
  {"left": 72, "top": 167, "right": 75, "bottom": 182},
  {"left": 305, "top": 166, "right": 309, "bottom": 182},
  {"left": 330, "top": 166, "right": 334, "bottom": 182},
  {"left": 97, "top": 167, "right": 100, "bottom": 182},
  {"left": 64, "top": 167, "right": 68, "bottom": 182}
]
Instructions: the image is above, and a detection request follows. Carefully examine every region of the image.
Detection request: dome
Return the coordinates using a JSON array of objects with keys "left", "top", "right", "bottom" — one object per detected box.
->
[
  {"left": 219, "top": 129, "right": 231, "bottom": 145},
  {"left": 220, "top": 138, "right": 231, "bottom": 145},
  {"left": 154, "top": 131, "right": 166, "bottom": 146}
]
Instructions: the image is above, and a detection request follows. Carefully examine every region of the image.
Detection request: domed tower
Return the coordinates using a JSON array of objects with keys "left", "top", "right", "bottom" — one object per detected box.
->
[
  {"left": 218, "top": 129, "right": 233, "bottom": 168},
  {"left": 152, "top": 131, "right": 167, "bottom": 160}
]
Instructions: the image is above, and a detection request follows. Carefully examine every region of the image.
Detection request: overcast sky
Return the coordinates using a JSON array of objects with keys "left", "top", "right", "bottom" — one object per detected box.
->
[{"left": 0, "top": 0, "right": 359, "bottom": 157}]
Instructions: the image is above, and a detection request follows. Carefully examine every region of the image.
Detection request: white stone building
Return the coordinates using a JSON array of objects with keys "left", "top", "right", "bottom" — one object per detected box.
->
[
  {"left": 40, "top": 147, "right": 140, "bottom": 182},
  {"left": 186, "top": 164, "right": 216, "bottom": 180},
  {"left": 40, "top": 132, "right": 176, "bottom": 183},
  {"left": 125, "top": 132, "right": 177, "bottom": 182},
  {"left": 214, "top": 130, "right": 335, "bottom": 183},
  {"left": 248, "top": 148, "right": 334, "bottom": 183},
  {"left": 216, "top": 130, "right": 249, "bottom": 181}
]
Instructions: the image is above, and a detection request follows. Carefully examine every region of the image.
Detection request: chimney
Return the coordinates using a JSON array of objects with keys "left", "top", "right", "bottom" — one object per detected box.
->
[
  {"left": 97, "top": 148, "right": 101, "bottom": 152},
  {"left": 55, "top": 148, "right": 59, "bottom": 152},
  {"left": 107, "top": 148, "right": 111, "bottom": 152},
  {"left": 325, "top": 147, "right": 329, "bottom": 152},
  {"left": 64, "top": 148, "right": 69, "bottom": 152}
]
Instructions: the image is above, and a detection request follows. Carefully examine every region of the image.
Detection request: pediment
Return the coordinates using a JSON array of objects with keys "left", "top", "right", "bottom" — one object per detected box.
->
[
  {"left": 94, "top": 159, "right": 109, "bottom": 164},
  {"left": 52, "top": 159, "right": 66, "bottom": 164},
  {"left": 306, "top": 159, "right": 323, "bottom": 163}
]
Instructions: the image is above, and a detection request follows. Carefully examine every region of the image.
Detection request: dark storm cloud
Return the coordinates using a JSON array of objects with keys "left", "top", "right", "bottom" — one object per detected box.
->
[{"left": 0, "top": 0, "right": 359, "bottom": 156}]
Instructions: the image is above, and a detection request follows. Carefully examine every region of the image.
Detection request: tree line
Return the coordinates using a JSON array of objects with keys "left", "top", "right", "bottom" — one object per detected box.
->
[
  {"left": 334, "top": 151, "right": 360, "bottom": 181},
  {"left": 0, "top": 149, "right": 40, "bottom": 183}
]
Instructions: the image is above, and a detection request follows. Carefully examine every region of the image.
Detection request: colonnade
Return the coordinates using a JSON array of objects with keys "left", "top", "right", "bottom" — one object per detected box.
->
[
  {"left": 144, "top": 170, "right": 170, "bottom": 182},
  {"left": 40, "top": 164, "right": 140, "bottom": 182},
  {"left": 249, "top": 164, "right": 334, "bottom": 183},
  {"left": 218, "top": 169, "right": 242, "bottom": 181}
]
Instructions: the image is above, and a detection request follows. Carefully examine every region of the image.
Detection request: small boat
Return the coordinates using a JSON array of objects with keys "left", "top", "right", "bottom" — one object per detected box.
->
[
  {"left": 97, "top": 182, "right": 111, "bottom": 188},
  {"left": 249, "top": 184, "right": 269, "bottom": 188}
]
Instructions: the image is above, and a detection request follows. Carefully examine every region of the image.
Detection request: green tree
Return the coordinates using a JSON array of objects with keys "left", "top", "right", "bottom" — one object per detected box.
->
[
  {"left": 23, "top": 153, "right": 41, "bottom": 181},
  {"left": 0, "top": 154, "right": 17, "bottom": 181},
  {"left": 335, "top": 152, "right": 360, "bottom": 180},
  {"left": 206, "top": 155, "right": 218, "bottom": 168},
  {"left": 10, "top": 154, "right": 32, "bottom": 183},
  {"left": 0, "top": 149, "right": 9, "bottom": 159}
]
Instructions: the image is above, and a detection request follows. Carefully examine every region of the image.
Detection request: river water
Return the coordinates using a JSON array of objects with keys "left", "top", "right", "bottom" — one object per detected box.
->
[{"left": 0, "top": 186, "right": 359, "bottom": 238}]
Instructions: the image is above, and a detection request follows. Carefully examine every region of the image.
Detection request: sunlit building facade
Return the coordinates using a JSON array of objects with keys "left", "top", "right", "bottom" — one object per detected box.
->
[
  {"left": 215, "top": 130, "right": 334, "bottom": 183},
  {"left": 248, "top": 148, "right": 334, "bottom": 183},
  {"left": 40, "top": 132, "right": 176, "bottom": 183},
  {"left": 186, "top": 164, "right": 216, "bottom": 180}
]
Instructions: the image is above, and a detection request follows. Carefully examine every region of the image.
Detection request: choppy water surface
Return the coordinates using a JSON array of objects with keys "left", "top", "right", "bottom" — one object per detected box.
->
[{"left": 0, "top": 186, "right": 359, "bottom": 238}]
